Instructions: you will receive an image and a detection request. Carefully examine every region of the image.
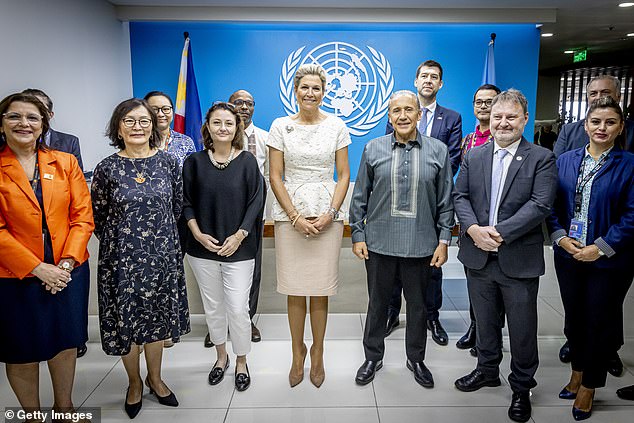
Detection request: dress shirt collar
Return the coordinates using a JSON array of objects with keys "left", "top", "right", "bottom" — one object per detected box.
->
[
  {"left": 583, "top": 144, "right": 613, "bottom": 162},
  {"left": 391, "top": 131, "right": 421, "bottom": 150},
  {"left": 493, "top": 138, "right": 521, "bottom": 157},
  {"left": 244, "top": 123, "right": 255, "bottom": 137},
  {"left": 421, "top": 101, "right": 437, "bottom": 114},
  {"left": 475, "top": 125, "right": 491, "bottom": 138}
]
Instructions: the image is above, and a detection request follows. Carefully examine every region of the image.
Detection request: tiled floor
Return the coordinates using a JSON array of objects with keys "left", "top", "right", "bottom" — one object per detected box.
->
[{"left": 1, "top": 247, "right": 633, "bottom": 423}]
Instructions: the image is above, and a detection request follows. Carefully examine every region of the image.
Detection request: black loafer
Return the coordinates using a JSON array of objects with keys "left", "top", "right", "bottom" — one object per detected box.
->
[
  {"left": 455, "top": 369, "right": 501, "bottom": 392},
  {"left": 607, "top": 353, "right": 623, "bottom": 377},
  {"left": 355, "top": 360, "right": 383, "bottom": 385},
  {"left": 251, "top": 323, "right": 261, "bottom": 343},
  {"left": 385, "top": 314, "right": 400, "bottom": 337},
  {"left": 616, "top": 384, "right": 634, "bottom": 401},
  {"left": 508, "top": 391, "right": 531, "bottom": 422},
  {"left": 77, "top": 344, "right": 88, "bottom": 358},
  {"left": 204, "top": 333, "right": 214, "bottom": 348},
  {"left": 124, "top": 386, "right": 143, "bottom": 419},
  {"left": 456, "top": 322, "right": 476, "bottom": 350},
  {"left": 208, "top": 357, "right": 230, "bottom": 385},
  {"left": 235, "top": 364, "right": 251, "bottom": 391},
  {"left": 145, "top": 378, "right": 178, "bottom": 407},
  {"left": 559, "top": 341, "right": 571, "bottom": 363},
  {"left": 406, "top": 359, "right": 434, "bottom": 388},
  {"left": 427, "top": 319, "right": 449, "bottom": 346}
]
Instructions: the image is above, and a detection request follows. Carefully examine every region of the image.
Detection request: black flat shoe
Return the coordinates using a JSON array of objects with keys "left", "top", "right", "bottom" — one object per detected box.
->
[
  {"left": 616, "top": 384, "right": 634, "bottom": 400},
  {"left": 77, "top": 344, "right": 88, "bottom": 358},
  {"left": 559, "top": 341, "right": 571, "bottom": 363},
  {"left": 385, "top": 313, "right": 400, "bottom": 337},
  {"left": 559, "top": 386, "right": 577, "bottom": 400},
  {"left": 427, "top": 319, "right": 449, "bottom": 346},
  {"left": 235, "top": 364, "right": 251, "bottom": 391},
  {"left": 456, "top": 322, "right": 476, "bottom": 350},
  {"left": 406, "top": 359, "right": 434, "bottom": 388},
  {"left": 145, "top": 378, "right": 178, "bottom": 407},
  {"left": 355, "top": 359, "right": 383, "bottom": 385},
  {"left": 208, "top": 357, "right": 230, "bottom": 385},
  {"left": 509, "top": 391, "right": 531, "bottom": 422},
  {"left": 204, "top": 333, "right": 214, "bottom": 348},
  {"left": 455, "top": 369, "right": 501, "bottom": 392},
  {"left": 607, "top": 353, "right": 623, "bottom": 377},
  {"left": 124, "top": 386, "right": 142, "bottom": 419}
]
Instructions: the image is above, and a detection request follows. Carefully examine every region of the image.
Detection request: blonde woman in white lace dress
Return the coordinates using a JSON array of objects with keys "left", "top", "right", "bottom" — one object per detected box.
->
[{"left": 267, "top": 64, "right": 351, "bottom": 389}]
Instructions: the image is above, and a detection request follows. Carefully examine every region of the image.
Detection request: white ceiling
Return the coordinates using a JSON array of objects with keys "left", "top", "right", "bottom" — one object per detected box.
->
[{"left": 108, "top": 0, "right": 634, "bottom": 70}]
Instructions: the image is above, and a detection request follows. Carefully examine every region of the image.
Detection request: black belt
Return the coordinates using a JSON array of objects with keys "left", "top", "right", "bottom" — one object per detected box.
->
[{"left": 488, "top": 251, "right": 499, "bottom": 259}]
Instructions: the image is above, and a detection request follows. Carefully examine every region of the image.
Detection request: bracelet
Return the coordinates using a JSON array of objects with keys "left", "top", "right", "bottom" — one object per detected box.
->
[
  {"left": 287, "top": 209, "right": 299, "bottom": 221},
  {"left": 291, "top": 214, "right": 302, "bottom": 226}
]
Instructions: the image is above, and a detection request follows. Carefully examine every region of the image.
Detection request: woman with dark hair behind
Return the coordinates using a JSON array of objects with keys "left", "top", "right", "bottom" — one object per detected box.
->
[
  {"left": 183, "top": 102, "right": 263, "bottom": 392},
  {"left": 91, "top": 98, "right": 190, "bottom": 419},
  {"left": 0, "top": 93, "right": 94, "bottom": 421},
  {"left": 547, "top": 96, "right": 634, "bottom": 420}
]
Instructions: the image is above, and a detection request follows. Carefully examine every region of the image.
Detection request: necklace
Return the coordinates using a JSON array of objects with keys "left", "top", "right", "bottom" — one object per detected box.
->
[
  {"left": 129, "top": 157, "right": 147, "bottom": 183},
  {"left": 209, "top": 147, "right": 235, "bottom": 170}
]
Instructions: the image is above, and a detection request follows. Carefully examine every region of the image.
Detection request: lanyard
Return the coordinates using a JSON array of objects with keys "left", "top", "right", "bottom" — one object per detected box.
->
[
  {"left": 574, "top": 154, "right": 608, "bottom": 213},
  {"left": 30, "top": 154, "right": 40, "bottom": 192}
]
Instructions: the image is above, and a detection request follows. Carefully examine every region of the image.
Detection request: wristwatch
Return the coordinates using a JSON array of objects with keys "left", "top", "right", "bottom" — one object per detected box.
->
[
  {"left": 60, "top": 261, "right": 72, "bottom": 272},
  {"left": 239, "top": 229, "right": 249, "bottom": 239},
  {"left": 328, "top": 207, "right": 339, "bottom": 220}
]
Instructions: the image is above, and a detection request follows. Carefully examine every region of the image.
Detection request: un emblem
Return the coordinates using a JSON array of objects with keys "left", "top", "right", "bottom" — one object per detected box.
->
[{"left": 279, "top": 42, "right": 394, "bottom": 137}]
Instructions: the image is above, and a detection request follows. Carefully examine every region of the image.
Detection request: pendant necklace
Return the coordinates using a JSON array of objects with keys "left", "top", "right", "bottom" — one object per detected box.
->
[
  {"left": 130, "top": 157, "right": 147, "bottom": 183},
  {"left": 209, "top": 147, "right": 235, "bottom": 170}
]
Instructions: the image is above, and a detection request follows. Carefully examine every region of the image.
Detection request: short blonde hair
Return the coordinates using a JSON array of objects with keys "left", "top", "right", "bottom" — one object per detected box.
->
[{"left": 293, "top": 64, "right": 327, "bottom": 91}]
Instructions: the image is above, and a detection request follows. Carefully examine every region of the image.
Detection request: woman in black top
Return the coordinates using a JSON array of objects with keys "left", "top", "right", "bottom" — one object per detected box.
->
[{"left": 183, "top": 102, "right": 263, "bottom": 392}]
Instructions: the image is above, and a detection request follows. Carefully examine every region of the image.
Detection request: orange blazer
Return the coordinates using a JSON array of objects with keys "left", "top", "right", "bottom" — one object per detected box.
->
[{"left": 0, "top": 146, "right": 94, "bottom": 279}]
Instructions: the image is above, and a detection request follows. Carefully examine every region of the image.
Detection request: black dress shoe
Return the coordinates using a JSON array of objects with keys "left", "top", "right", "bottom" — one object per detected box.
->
[
  {"left": 251, "top": 322, "right": 261, "bottom": 343},
  {"left": 456, "top": 322, "right": 476, "bottom": 349},
  {"left": 607, "top": 353, "right": 623, "bottom": 377},
  {"left": 559, "top": 341, "right": 571, "bottom": 363},
  {"left": 427, "top": 319, "right": 448, "bottom": 346},
  {"left": 204, "top": 333, "right": 214, "bottom": 348},
  {"left": 455, "top": 369, "right": 501, "bottom": 392},
  {"left": 355, "top": 360, "right": 383, "bottom": 385},
  {"left": 77, "top": 344, "right": 88, "bottom": 358},
  {"left": 208, "top": 357, "right": 230, "bottom": 385},
  {"left": 124, "top": 386, "right": 142, "bottom": 419},
  {"left": 235, "top": 364, "right": 251, "bottom": 391},
  {"left": 406, "top": 359, "right": 434, "bottom": 388},
  {"left": 508, "top": 391, "right": 531, "bottom": 422},
  {"left": 616, "top": 384, "right": 634, "bottom": 400},
  {"left": 385, "top": 313, "right": 400, "bottom": 337},
  {"left": 145, "top": 378, "right": 178, "bottom": 407},
  {"left": 469, "top": 347, "right": 477, "bottom": 357}
]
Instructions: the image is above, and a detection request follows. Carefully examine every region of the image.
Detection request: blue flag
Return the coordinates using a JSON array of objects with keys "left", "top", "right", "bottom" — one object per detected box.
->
[{"left": 482, "top": 35, "right": 496, "bottom": 85}]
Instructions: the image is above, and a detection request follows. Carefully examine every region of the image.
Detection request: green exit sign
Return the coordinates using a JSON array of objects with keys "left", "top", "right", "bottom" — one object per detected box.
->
[{"left": 574, "top": 49, "right": 587, "bottom": 63}]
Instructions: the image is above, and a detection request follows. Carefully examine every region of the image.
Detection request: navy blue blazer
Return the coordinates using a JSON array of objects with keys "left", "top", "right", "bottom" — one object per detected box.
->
[
  {"left": 48, "top": 129, "right": 84, "bottom": 171},
  {"left": 386, "top": 103, "right": 462, "bottom": 175},
  {"left": 547, "top": 147, "right": 634, "bottom": 270},
  {"left": 554, "top": 118, "right": 634, "bottom": 158},
  {"left": 453, "top": 138, "right": 558, "bottom": 278}
]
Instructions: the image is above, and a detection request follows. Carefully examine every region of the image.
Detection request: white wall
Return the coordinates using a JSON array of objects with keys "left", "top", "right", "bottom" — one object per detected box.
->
[{"left": 0, "top": 0, "right": 132, "bottom": 170}]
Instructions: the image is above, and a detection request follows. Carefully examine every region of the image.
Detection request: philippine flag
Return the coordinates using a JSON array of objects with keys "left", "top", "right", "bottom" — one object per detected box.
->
[{"left": 175, "top": 33, "right": 203, "bottom": 151}]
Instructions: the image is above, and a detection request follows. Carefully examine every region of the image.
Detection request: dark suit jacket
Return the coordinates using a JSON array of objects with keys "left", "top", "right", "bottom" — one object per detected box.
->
[
  {"left": 386, "top": 104, "right": 462, "bottom": 175},
  {"left": 547, "top": 147, "right": 634, "bottom": 270},
  {"left": 453, "top": 137, "right": 558, "bottom": 278},
  {"left": 554, "top": 118, "right": 634, "bottom": 158},
  {"left": 48, "top": 129, "right": 84, "bottom": 171}
]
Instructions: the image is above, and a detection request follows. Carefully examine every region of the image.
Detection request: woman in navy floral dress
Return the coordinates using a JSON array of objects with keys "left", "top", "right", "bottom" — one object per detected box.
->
[{"left": 92, "top": 98, "right": 190, "bottom": 418}]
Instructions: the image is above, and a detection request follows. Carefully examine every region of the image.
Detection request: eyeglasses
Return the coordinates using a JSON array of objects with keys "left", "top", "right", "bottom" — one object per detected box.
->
[
  {"left": 232, "top": 99, "right": 255, "bottom": 108},
  {"left": 121, "top": 118, "right": 152, "bottom": 128},
  {"left": 474, "top": 99, "right": 493, "bottom": 107},
  {"left": 151, "top": 106, "right": 173, "bottom": 115},
  {"left": 2, "top": 112, "right": 43, "bottom": 125}
]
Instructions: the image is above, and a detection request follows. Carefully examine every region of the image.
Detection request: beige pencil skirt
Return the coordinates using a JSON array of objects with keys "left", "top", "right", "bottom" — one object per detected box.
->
[{"left": 275, "top": 221, "right": 344, "bottom": 296}]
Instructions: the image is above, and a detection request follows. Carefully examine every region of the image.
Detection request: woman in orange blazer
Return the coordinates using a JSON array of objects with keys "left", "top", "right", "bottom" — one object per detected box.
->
[{"left": 0, "top": 93, "right": 94, "bottom": 418}]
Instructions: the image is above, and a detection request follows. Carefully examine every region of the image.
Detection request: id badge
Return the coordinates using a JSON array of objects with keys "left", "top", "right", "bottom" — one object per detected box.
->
[{"left": 568, "top": 219, "right": 584, "bottom": 240}]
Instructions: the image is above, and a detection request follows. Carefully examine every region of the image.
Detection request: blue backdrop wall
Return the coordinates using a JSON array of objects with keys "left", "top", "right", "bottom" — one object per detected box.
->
[{"left": 130, "top": 21, "right": 540, "bottom": 180}]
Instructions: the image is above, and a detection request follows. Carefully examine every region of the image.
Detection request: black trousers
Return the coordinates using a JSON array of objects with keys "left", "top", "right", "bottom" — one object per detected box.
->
[
  {"left": 364, "top": 251, "right": 431, "bottom": 362},
  {"left": 555, "top": 254, "right": 633, "bottom": 388},
  {"left": 249, "top": 186, "right": 266, "bottom": 320},
  {"left": 388, "top": 266, "right": 442, "bottom": 320},
  {"left": 467, "top": 256, "right": 539, "bottom": 393}
]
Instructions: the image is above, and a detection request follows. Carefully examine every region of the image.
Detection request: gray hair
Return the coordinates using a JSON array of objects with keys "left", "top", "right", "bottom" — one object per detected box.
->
[
  {"left": 293, "top": 64, "right": 327, "bottom": 91},
  {"left": 389, "top": 90, "right": 420, "bottom": 109},
  {"left": 491, "top": 88, "right": 528, "bottom": 114},
  {"left": 586, "top": 75, "right": 621, "bottom": 94}
]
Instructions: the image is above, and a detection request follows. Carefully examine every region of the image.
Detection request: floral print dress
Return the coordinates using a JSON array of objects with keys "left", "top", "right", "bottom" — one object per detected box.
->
[{"left": 91, "top": 151, "right": 190, "bottom": 355}]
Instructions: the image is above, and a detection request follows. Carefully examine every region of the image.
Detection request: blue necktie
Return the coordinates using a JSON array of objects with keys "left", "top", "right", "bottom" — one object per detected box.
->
[
  {"left": 489, "top": 148, "right": 509, "bottom": 226},
  {"left": 418, "top": 108, "right": 429, "bottom": 136}
]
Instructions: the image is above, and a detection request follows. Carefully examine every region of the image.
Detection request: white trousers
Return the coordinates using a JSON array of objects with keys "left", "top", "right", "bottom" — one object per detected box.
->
[{"left": 187, "top": 255, "right": 254, "bottom": 356}]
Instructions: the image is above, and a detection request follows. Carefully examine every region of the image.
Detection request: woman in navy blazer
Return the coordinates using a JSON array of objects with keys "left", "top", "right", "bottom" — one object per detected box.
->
[{"left": 548, "top": 97, "right": 634, "bottom": 420}]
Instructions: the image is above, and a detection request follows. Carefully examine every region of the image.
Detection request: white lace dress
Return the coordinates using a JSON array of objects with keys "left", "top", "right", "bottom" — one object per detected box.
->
[{"left": 267, "top": 114, "right": 351, "bottom": 296}]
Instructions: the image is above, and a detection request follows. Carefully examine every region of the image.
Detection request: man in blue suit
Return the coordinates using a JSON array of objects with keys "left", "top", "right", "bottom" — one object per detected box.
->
[
  {"left": 555, "top": 75, "right": 634, "bottom": 158},
  {"left": 385, "top": 60, "right": 462, "bottom": 347},
  {"left": 453, "top": 89, "right": 557, "bottom": 422},
  {"left": 552, "top": 75, "right": 632, "bottom": 375},
  {"left": 22, "top": 89, "right": 89, "bottom": 359}
]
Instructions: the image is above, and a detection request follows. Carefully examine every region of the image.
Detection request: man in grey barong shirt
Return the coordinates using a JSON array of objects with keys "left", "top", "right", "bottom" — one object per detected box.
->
[{"left": 350, "top": 90, "right": 455, "bottom": 388}]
